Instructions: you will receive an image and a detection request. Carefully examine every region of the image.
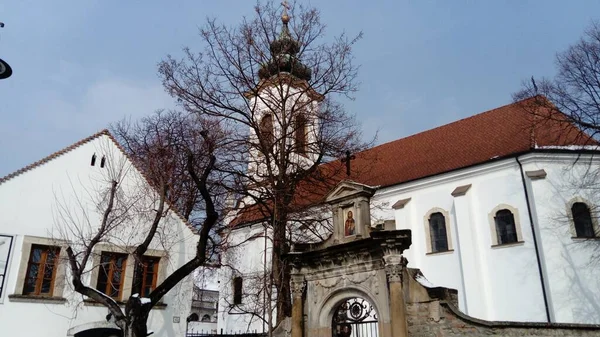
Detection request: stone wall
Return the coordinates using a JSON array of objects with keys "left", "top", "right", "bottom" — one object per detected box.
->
[
  {"left": 405, "top": 269, "right": 600, "bottom": 337},
  {"left": 407, "top": 301, "right": 600, "bottom": 337}
]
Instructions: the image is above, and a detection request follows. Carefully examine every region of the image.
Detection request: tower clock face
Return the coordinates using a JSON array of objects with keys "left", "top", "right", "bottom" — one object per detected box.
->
[{"left": 0, "top": 58, "right": 12, "bottom": 79}]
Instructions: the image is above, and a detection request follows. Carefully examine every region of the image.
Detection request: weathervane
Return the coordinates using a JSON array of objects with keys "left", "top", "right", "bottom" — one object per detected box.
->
[{"left": 0, "top": 21, "right": 13, "bottom": 80}]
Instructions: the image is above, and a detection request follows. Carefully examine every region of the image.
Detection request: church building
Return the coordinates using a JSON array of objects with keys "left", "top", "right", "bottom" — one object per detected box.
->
[{"left": 217, "top": 7, "right": 600, "bottom": 336}]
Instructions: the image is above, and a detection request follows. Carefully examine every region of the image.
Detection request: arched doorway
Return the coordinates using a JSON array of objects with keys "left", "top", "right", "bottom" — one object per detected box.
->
[{"left": 332, "top": 297, "right": 379, "bottom": 337}]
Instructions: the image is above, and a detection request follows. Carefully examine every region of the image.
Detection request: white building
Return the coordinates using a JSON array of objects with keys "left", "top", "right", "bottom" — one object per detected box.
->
[
  {"left": 187, "top": 287, "right": 219, "bottom": 334},
  {"left": 212, "top": 8, "right": 600, "bottom": 333},
  {"left": 219, "top": 96, "right": 600, "bottom": 331},
  {"left": 0, "top": 130, "right": 198, "bottom": 337}
]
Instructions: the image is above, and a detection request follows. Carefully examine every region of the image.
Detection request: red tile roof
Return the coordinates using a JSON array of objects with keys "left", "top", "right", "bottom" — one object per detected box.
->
[
  {"left": 340, "top": 95, "right": 594, "bottom": 188},
  {"left": 230, "top": 96, "right": 595, "bottom": 227}
]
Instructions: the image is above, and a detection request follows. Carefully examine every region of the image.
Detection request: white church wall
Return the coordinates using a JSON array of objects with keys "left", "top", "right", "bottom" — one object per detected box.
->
[
  {"left": 0, "top": 135, "right": 196, "bottom": 337},
  {"left": 372, "top": 158, "right": 548, "bottom": 323},
  {"left": 522, "top": 153, "right": 600, "bottom": 324},
  {"left": 220, "top": 152, "right": 600, "bottom": 330}
]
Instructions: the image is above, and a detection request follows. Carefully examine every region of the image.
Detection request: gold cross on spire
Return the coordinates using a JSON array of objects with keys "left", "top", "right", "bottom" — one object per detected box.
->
[{"left": 281, "top": 1, "right": 290, "bottom": 23}]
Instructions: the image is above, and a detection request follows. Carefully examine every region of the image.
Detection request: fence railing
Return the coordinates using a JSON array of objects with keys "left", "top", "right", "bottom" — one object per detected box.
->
[{"left": 186, "top": 330, "right": 266, "bottom": 337}]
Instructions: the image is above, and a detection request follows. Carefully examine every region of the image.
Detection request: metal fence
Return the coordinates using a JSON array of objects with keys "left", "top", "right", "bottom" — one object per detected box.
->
[{"left": 186, "top": 330, "right": 266, "bottom": 337}]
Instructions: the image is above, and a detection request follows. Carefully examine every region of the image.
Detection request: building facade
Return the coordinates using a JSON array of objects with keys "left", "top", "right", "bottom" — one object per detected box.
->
[
  {"left": 218, "top": 98, "right": 600, "bottom": 331},
  {"left": 0, "top": 130, "right": 198, "bottom": 336}
]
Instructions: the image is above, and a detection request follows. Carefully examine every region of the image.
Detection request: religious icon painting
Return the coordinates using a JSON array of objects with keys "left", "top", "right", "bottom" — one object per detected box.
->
[{"left": 343, "top": 207, "right": 356, "bottom": 237}]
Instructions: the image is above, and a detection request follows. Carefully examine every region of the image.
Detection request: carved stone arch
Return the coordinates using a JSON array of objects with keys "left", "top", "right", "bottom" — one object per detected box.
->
[
  {"left": 566, "top": 196, "right": 599, "bottom": 237},
  {"left": 317, "top": 285, "right": 385, "bottom": 328}
]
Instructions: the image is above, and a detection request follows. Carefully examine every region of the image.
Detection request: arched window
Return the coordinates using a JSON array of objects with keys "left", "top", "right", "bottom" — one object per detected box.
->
[
  {"left": 295, "top": 114, "right": 308, "bottom": 155},
  {"left": 572, "top": 202, "right": 595, "bottom": 238},
  {"left": 494, "top": 209, "right": 518, "bottom": 244},
  {"left": 201, "top": 314, "right": 212, "bottom": 322},
  {"left": 187, "top": 313, "right": 199, "bottom": 322},
  {"left": 259, "top": 114, "right": 274, "bottom": 150},
  {"left": 429, "top": 212, "right": 448, "bottom": 252}
]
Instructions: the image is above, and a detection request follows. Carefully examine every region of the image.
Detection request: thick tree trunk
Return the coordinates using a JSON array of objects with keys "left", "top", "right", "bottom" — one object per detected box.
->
[
  {"left": 121, "top": 297, "right": 150, "bottom": 337},
  {"left": 271, "top": 209, "right": 292, "bottom": 324}
]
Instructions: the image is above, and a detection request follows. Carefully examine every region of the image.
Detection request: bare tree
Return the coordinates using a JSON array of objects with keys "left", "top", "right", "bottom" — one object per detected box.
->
[
  {"left": 159, "top": 0, "right": 366, "bottom": 327},
  {"left": 56, "top": 116, "right": 224, "bottom": 337},
  {"left": 513, "top": 21, "right": 600, "bottom": 144}
]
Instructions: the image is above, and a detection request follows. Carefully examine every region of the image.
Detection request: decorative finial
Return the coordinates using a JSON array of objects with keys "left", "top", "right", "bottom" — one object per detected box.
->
[{"left": 281, "top": 1, "right": 290, "bottom": 24}]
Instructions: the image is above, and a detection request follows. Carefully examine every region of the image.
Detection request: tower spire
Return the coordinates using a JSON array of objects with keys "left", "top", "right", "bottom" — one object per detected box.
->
[
  {"left": 258, "top": 1, "right": 311, "bottom": 81},
  {"left": 280, "top": 1, "right": 291, "bottom": 39}
]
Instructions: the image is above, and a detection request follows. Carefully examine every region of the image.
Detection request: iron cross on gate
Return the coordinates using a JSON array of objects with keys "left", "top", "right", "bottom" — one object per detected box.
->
[{"left": 341, "top": 150, "right": 356, "bottom": 176}]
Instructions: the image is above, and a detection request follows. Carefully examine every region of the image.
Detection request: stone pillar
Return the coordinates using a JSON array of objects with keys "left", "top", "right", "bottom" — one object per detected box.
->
[
  {"left": 291, "top": 278, "right": 305, "bottom": 337},
  {"left": 384, "top": 254, "right": 408, "bottom": 337}
]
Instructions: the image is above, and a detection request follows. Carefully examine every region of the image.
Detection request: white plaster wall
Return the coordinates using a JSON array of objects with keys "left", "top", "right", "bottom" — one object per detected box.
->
[
  {"left": 523, "top": 153, "right": 600, "bottom": 324},
  {"left": 0, "top": 135, "right": 197, "bottom": 337},
  {"left": 218, "top": 224, "right": 272, "bottom": 334},
  {"left": 220, "top": 152, "right": 600, "bottom": 330},
  {"left": 372, "top": 158, "right": 547, "bottom": 322}
]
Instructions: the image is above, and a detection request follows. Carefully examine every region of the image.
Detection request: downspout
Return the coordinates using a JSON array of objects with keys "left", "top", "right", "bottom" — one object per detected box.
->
[{"left": 515, "top": 156, "right": 551, "bottom": 322}]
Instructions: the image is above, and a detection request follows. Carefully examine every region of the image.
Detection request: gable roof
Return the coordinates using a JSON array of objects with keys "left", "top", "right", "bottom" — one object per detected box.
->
[
  {"left": 0, "top": 129, "right": 111, "bottom": 185},
  {"left": 0, "top": 129, "right": 198, "bottom": 233},
  {"left": 335, "top": 95, "right": 594, "bottom": 188},
  {"left": 230, "top": 96, "right": 596, "bottom": 227}
]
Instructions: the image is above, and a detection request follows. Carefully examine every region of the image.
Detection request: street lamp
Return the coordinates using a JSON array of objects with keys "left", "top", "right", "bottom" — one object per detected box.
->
[{"left": 0, "top": 22, "right": 13, "bottom": 80}]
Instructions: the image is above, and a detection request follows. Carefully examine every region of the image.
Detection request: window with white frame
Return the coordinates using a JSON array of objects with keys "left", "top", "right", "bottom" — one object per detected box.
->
[
  {"left": 87, "top": 244, "right": 166, "bottom": 303},
  {"left": 424, "top": 208, "right": 453, "bottom": 254},
  {"left": 11, "top": 236, "right": 67, "bottom": 300}
]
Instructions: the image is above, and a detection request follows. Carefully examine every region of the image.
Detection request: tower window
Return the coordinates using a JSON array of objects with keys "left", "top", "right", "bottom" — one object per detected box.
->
[
  {"left": 572, "top": 202, "right": 595, "bottom": 238},
  {"left": 259, "top": 114, "right": 274, "bottom": 151},
  {"left": 295, "top": 114, "right": 308, "bottom": 155},
  {"left": 91, "top": 154, "right": 97, "bottom": 166},
  {"left": 428, "top": 212, "right": 448, "bottom": 252},
  {"left": 494, "top": 209, "right": 518, "bottom": 244}
]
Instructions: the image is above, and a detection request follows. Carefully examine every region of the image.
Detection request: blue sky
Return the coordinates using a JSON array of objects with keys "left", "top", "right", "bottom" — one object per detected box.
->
[{"left": 1, "top": 1, "right": 599, "bottom": 177}]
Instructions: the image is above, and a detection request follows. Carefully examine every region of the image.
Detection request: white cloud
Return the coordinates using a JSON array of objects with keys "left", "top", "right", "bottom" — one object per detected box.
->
[{"left": 0, "top": 75, "right": 175, "bottom": 177}]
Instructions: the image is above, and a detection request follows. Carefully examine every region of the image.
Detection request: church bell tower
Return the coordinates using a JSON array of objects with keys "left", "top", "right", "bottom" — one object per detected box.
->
[{"left": 245, "top": 3, "right": 324, "bottom": 180}]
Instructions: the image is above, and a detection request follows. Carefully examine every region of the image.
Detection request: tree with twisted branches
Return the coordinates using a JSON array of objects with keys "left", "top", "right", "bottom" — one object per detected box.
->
[{"left": 159, "top": 0, "right": 366, "bottom": 327}]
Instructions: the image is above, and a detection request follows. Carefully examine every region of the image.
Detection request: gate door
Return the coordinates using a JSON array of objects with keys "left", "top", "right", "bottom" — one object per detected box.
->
[{"left": 332, "top": 297, "right": 378, "bottom": 337}]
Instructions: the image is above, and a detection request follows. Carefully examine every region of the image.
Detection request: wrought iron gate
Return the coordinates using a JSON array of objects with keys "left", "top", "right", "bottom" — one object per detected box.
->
[{"left": 332, "top": 297, "right": 378, "bottom": 337}]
